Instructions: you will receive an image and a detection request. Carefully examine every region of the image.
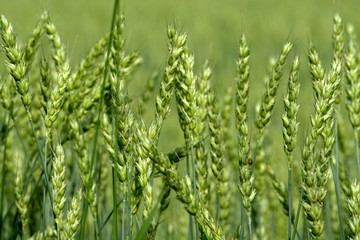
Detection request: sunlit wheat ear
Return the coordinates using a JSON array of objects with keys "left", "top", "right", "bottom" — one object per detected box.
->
[
  {"left": 281, "top": 55, "right": 300, "bottom": 239},
  {"left": 167, "top": 25, "right": 200, "bottom": 238},
  {"left": 345, "top": 24, "right": 360, "bottom": 177},
  {"left": 332, "top": 13, "right": 344, "bottom": 104},
  {"left": 175, "top": 42, "right": 197, "bottom": 142},
  {"left": 235, "top": 35, "right": 255, "bottom": 218},
  {"left": 301, "top": 44, "right": 340, "bottom": 239},
  {"left": 75, "top": 61, "right": 104, "bottom": 119},
  {"left": 255, "top": 41, "right": 293, "bottom": 135},
  {"left": 44, "top": 14, "right": 70, "bottom": 131},
  {"left": 333, "top": 14, "right": 344, "bottom": 62},
  {"left": 300, "top": 45, "right": 325, "bottom": 238},
  {"left": 131, "top": 121, "right": 154, "bottom": 217},
  {"left": 345, "top": 24, "right": 360, "bottom": 134},
  {"left": 192, "top": 63, "right": 212, "bottom": 238},
  {"left": 318, "top": 63, "right": 341, "bottom": 183},
  {"left": 51, "top": 144, "right": 67, "bottom": 235},
  {"left": 252, "top": 41, "right": 292, "bottom": 240},
  {"left": 153, "top": 26, "right": 186, "bottom": 138},
  {"left": 44, "top": 13, "right": 71, "bottom": 124},
  {"left": 109, "top": 15, "right": 142, "bottom": 85},
  {"left": 0, "top": 75, "right": 15, "bottom": 110},
  {"left": 208, "top": 87, "right": 230, "bottom": 230},
  {"left": 44, "top": 12, "right": 67, "bottom": 70},
  {"left": 109, "top": 78, "right": 134, "bottom": 183},
  {"left": 346, "top": 179, "right": 360, "bottom": 239},
  {"left": 24, "top": 12, "right": 45, "bottom": 73},
  {"left": 194, "top": 63, "right": 211, "bottom": 208},
  {"left": 282, "top": 56, "right": 300, "bottom": 164},
  {"left": 101, "top": 113, "right": 117, "bottom": 166},
  {"left": 0, "top": 15, "right": 31, "bottom": 109},
  {"left": 65, "top": 189, "right": 82, "bottom": 239},
  {"left": 109, "top": 14, "right": 125, "bottom": 75},
  {"left": 40, "top": 58, "right": 50, "bottom": 113},
  {"left": 108, "top": 18, "right": 135, "bottom": 154},
  {"left": 29, "top": 226, "right": 57, "bottom": 239},
  {"left": 44, "top": 62, "right": 70, "bottom": 131}
]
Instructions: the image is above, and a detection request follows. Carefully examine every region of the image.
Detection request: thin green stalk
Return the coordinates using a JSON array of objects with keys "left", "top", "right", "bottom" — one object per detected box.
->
[
  {"left": 239, "top": 204, "right": 246, "bottom": 239},
  {"left": 122, "top": 186, "right": 126, "bottom": 240},
  {"left": 190, "top": 143, "right": 199, "bottom": 240},
  {"left": 95, "top": 158, "right": 102, "bottom": 240},
  {"left": 26, "top": 109, "right": 54, "bottom": 215},
  {"left": 291, "top": 190, "right": 303, "bottom": 240},
  {"left": 248, "top": 216, "right": 253, "bottom": 240},
  {"left": 44, "top": 137, "right": 53, "bottom": 232},
  {"left": 288, "top": 164, "right": 292, "bottom": 240},
  {"left": 112, "top": 168, "right": 117, "bottom": 240},
  {"left": 186, "top": 141, "right": 195, "bottom": 240},
  {"left": 89, "top": 0, "right": 119, "bottom": 171},
  {"left": 110, "top": 77, "right": 119, "bottom": 240},
  {"left": 80, "top": 200, "right": 89, "bottom": 240},
  {"left": 100, "top": 200, "right": 121, "bottom": 233},
  {"left": 239, "top": 183, "right": 252, "bottom": 240}
]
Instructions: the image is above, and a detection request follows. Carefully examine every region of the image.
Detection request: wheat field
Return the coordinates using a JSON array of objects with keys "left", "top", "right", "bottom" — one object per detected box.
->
[{"left": 0, "top": 1, "right": 359, "bottom": 239}]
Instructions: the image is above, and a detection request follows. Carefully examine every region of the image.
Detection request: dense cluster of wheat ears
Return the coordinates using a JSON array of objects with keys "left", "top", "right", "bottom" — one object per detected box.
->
[{"left": 0, "top": 3, "right": 358, "bottom": 240}]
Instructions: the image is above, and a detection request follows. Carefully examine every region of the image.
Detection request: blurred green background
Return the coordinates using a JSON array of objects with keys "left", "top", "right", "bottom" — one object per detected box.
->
[{"left": 1, "top": 0, "right": 360, "bottom": 151}]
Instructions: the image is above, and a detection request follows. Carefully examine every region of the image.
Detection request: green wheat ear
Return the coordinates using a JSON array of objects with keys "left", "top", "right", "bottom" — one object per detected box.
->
[
  {"left": 281, "top": 55, "right": 300, "bottom": 240},
  {"left": 51, "top": 144, "right": 67, "bottom": 236},
  {"left": 0, "top": 15, "right": 32, "bottom": 109},
  {"left": 65, "top": 189, "right": 82, "bottom": 239},
  {"left": 255, "top": 41, "right": 293, "bottom": 134},
  {"left": 347, "top": 179, "right": 360, "bottom": 239},
  {"left": 235, "top": 34, "right": 256, "bottom": 239},
  {"left": 195, "top": 62, "right": 211, "bottom": 210}
]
